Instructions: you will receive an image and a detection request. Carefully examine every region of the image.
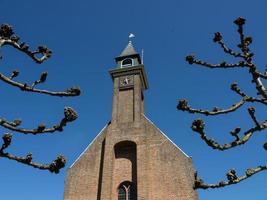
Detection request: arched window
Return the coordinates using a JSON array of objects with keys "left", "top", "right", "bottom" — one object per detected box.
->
[
  {"left": 118, "top": 181, "right": 136, "bottom": 200},
  {"left": 128, "top": 185, "right": 136, "bottom": 200},
  {"left": 121, "top": 58, "right": 133, "bottom": 67},
  {"left": 115, "top": 142, "right": 137, "bottom": 200},
  {"left": 118, "top": 186, "right": 126, "bottom": 200}
]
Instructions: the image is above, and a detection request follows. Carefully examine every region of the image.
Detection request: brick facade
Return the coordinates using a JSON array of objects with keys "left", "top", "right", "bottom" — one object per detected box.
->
[{"left": 63, "top": 42, "right": 198, "bottom": 200}]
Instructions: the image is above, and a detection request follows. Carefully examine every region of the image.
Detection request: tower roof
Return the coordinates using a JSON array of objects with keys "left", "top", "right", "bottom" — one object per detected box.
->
[
  {"left": 119, "top": 41, "right": 138, "bottom": 57},
  {"left": 115, "top": 41, "right": 141, "bottom": 63}
]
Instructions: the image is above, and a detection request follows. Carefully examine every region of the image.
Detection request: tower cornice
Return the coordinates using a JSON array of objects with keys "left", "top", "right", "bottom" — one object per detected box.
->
[{"left": 109, "top": 65, "right": 149, "bottom": 90}]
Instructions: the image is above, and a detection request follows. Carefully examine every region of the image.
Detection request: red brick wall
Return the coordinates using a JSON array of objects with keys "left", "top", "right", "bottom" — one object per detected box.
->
[
  {"left": 118, "top": 89, "right": 134, "bottom": 123},
  {"left": 63, "top": 66, "right": 198, "bottom": 200},
  {"left": 63, "top": 116, "right": 198, "bottom": 200}
]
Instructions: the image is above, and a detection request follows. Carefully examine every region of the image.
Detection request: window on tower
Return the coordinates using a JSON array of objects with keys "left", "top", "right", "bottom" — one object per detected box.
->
[{"left": 121, "top": 58, "right": 133, "bottom": 67}]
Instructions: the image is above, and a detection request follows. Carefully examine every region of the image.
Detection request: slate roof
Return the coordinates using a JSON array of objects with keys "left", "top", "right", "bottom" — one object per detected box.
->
[{"left": 118, "top": 41, "right": 138, "bottom": 57}]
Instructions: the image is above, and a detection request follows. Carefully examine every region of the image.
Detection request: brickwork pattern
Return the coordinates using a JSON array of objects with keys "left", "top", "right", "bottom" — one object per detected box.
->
[
  {"left": 63, "top": 116, "right": 198, "bottom": 200},
  {"left": 63, "top": 64, "right": 198, "bottom": 200}
]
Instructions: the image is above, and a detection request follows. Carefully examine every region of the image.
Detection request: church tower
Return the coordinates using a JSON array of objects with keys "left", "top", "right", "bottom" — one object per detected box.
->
[{"left": 63, "top": 40, "right": 198, "bottom": 200}]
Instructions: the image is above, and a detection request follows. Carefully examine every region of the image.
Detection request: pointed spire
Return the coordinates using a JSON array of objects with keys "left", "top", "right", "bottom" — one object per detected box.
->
[
  {"left": 119, "top": 40, "right": 138, "bottom": 57},
  {"left": 115, "top": 34, "right": 141, "bottom": 65}
]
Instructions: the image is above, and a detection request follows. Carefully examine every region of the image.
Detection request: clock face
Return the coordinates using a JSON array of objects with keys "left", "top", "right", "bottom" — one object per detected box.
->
[
  {"left": 122, "top": 77, "right": 130, "bottom": 85},
  {"left": 119, "top": 75, "right": 134, "bottom": 88}
]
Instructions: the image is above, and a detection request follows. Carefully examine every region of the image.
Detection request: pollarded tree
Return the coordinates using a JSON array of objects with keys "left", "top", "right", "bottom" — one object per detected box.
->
[
  {"left": 177, "top": 17, "right": 267, "bottom": 189},
  {"left": 0, "top": 24, "right": 80, "bottom": 173}
]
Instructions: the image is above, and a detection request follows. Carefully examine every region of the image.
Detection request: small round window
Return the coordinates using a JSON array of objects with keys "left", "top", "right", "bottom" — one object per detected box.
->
[{"left": 121, "top": 58, "right": 133, "bottom": 67}]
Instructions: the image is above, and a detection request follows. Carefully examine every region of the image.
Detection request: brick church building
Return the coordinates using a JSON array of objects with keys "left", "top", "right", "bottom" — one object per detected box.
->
[{"left": 63, "top": 40, "right": 198, "bottom": 200}]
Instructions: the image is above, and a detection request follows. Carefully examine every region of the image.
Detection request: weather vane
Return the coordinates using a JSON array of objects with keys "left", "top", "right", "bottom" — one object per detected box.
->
[
  {"left": 128, "top": 33, "right": 135, "bottom": 42},
  {"left": 128, "top": 33, "right": 144, "bottom": 64}
]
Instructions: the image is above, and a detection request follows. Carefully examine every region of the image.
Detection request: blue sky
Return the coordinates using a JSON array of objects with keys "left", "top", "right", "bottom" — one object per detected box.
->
[{"left": 0, "top": 0, "right": 267, "bottom": 199}]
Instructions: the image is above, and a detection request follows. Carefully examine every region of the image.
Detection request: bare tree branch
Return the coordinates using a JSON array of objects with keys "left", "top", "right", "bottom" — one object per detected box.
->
[
  {"left": 0, "top": 24, "right": 51, "bottom": 64},
  {"left": 0, "top": 72, "right": 80, "bottom": 97},
  {"left": 195, "top": 166, "right": 267, "bottom": 189},
  {"left": 185, "top": 55, "right": 246, "bottom": 69},
  {"left": 248, "top": 64, "right": 267, "bottom": 99},
  {"left": 179, "top": 17, "right": 267, "bottom": 189},
  {"left": 0, "top": 133, "right": 66, "bottom": 173},
  {"left": 247, "top": 107, "right": 261, "bottom": 127},
  {"left": 177, "top": 99, "right": 246, "bottom": 116},
  {"left": 230, "top": 82, "right": 267, "bottom": 105},
  {"left": 213, "top": 32, "right": 244, "bottom": 58},
  {"left": 0, "top": 24, "right": 81, "bottom": 97},
  {"left": 0, "top": 107, "right": 77, "bottom": 134},
  {"left": 191, "top": 119, "right": 267, "bottom": 151},
  {"left": 0, "top": 23, "right": 80, "bottom": 173}
]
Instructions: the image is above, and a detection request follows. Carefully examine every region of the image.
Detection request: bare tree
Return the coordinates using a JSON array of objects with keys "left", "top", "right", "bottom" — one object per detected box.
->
[
  {"left": 177, "top": 17, "right": 267, "bottom": 189},
  {"left": 0, "top": 24, "right": 80, "bottom": 173}
]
